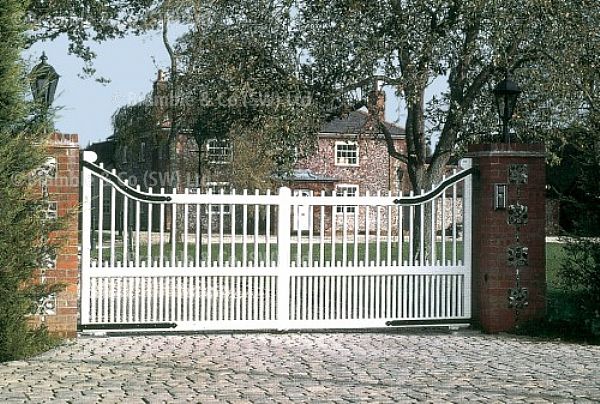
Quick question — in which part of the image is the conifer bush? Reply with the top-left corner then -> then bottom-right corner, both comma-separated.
0,0 -> 62,362
558,239 -> 600,337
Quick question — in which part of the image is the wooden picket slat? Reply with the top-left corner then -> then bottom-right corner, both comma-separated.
80,156 -> 473,332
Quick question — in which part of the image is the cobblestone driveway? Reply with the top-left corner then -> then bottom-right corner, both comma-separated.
1,331 -> 599,403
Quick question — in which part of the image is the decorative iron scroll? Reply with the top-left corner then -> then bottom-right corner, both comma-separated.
44,201 -> 58,221
33,293 -> 57,316
507,164 -> 529,318
393,165 -> 475,205
34,157 -> 58,315
39,245 -> 57,269
507,246 -> 529,267
507,204 -> 528,225
82,160 -> 172,203
35,157 -> 57,179
509,164 -> 528,185
508,287 -> 529,310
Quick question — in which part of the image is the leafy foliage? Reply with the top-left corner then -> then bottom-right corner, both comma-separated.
558,238 -> 600,337
100,1 -> 599,190
177,0 -> 320,175
111,97 -> 159,147
547,126 -> 600,235
25,0 -> 158,79
297,0 -> 599,189
0,0 -> 62,362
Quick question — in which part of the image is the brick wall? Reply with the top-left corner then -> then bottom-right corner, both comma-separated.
295,135 -> 407,235
468,143 -> 546,333
29,133 -> 80,337
300,135 -> 406,195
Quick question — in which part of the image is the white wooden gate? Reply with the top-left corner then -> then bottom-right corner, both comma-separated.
80,151 -> 474,332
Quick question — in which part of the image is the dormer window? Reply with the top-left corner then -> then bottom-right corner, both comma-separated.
207,138 -> 232,164
335,141 -> 359,166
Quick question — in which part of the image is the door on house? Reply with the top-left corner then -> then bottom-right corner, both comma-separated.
293,189 -> 312,232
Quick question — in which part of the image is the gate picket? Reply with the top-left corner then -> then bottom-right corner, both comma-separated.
80,152 -> 473,332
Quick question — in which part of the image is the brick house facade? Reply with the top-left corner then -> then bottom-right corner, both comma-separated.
87,73 -> 410,234
89,73 -> 407,195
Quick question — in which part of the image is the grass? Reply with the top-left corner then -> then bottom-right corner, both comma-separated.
91,240 -> 465,266
545,242 -> 564,291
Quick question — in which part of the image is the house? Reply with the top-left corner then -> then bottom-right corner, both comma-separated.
88,72 -> 409,235
277,106 -> 408,234
90,71 -> 407,192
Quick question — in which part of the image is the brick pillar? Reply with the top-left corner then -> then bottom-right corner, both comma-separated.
42,133 -> 80,337
467,143 -> 546,333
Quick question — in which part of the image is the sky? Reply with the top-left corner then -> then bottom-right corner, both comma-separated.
26,31 -> 445,149
27,31 -> 174,147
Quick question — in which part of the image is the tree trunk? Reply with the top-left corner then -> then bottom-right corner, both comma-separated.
401,83 -> 460,263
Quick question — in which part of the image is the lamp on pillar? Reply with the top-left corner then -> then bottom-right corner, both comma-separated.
493,72 -> 521,144
30,52 -> 60,112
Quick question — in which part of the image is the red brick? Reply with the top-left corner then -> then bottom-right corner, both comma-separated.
468,143 -> 546,333
30,133 -> 81,337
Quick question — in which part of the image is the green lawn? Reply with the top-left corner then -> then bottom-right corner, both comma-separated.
91,240 -> 465,266
545,242 -> 565,291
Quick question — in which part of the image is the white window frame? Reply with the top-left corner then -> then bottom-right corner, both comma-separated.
206,138 -> 232,164
335,141 -> 359,166
206,181 -> 231,214
335,184 -> 358,214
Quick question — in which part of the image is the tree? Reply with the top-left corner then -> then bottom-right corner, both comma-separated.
0,0 -> 62,361
538,0 -> 600,234
174,0 -> 320,184
293,0 -> 600,258
25,0 -> 159,79
298,1 -> 580,189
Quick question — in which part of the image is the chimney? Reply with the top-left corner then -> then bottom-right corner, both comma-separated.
153,69 -> 168,105
367,77 -> 386,126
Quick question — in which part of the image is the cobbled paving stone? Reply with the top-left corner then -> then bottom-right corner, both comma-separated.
0,331 -> 599,403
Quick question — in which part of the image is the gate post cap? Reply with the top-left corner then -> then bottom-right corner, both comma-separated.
83,151 -> 97,163
278,186 -> 292,196
459,158 -> 472,169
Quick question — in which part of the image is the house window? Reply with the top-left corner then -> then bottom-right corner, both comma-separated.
206,182 -> 231,214
335,141 -> 359,166
139,142 -> 146,163
207,139 -> 231,164
335,184 -> 358,214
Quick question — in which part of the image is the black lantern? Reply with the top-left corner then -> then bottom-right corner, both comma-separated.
29,53 -> 60,109
493,72 -> 521,143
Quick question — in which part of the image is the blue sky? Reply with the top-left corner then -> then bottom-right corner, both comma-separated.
27,31 -> 173,147
27,31 -> 436,149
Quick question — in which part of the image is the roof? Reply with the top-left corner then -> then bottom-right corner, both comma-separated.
276,169 -> 336,183
319,110 -> 404,137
